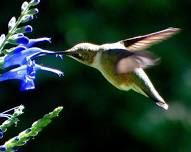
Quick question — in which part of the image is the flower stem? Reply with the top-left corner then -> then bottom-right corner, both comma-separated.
2,106 -> 63,152
0,2 -> 32,54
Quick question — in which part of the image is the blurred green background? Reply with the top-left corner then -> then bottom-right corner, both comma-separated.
0,0 -> 191,152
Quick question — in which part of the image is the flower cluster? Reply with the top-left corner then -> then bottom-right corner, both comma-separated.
0,106 -> 63,152
0,105 -> 24,140
0,0 -> 63,91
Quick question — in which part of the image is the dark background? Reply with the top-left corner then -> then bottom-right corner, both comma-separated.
0,0 -> 191,152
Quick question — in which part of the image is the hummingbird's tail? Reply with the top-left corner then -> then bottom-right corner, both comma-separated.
132,68 -> 168,110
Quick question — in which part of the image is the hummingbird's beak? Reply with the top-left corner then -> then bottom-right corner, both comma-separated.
56,49 -> 73,56
61,49 -> 70,55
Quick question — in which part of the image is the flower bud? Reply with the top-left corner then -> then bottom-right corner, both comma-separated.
0,56 -> 5,67
0,145 -> 6,152
24,25 -> 33,33
30,0 -> 40,6
27,8 -> 39,15
21,15 -> 34,23
0,129 -> 3,139
14,136 -> 20,141
21,1 -> 29,12
15,25 -> 33,34
8,17 -> 16,31
0,34 -> 5,45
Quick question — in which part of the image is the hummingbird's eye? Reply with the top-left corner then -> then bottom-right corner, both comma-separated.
73,53 -> 83,60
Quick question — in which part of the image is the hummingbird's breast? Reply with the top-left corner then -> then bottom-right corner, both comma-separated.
92,51 -> 133,90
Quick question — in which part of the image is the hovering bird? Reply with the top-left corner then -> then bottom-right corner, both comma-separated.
61,27 -> 180,110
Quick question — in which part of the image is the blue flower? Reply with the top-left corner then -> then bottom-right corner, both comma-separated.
0,37 -> 63,91
0,59 -> 63,91
3,47 -> 54,68
26,37 -> 51,48
3,37 -> 53,68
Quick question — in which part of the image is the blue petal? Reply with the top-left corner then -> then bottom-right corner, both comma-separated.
1,60 -> 35,80
26,60 -> 36,77
0,65 -> 28,81
3,47 -> 54,68
16,35 -> 29,45
35,64 -> 64,76
12,46 -> 27,54
20,76 -> 35,91
26,37 -> 51,48
1,57 -> 63,91
0,60 -> 36,91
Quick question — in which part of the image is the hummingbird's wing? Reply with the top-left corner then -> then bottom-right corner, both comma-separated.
119,27 -> 180,51
116,50 -> 159,74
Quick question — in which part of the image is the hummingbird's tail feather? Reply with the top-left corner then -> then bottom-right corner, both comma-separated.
132,68 -> 168,110
156,101 -> 168,110
144,89 -> 168,110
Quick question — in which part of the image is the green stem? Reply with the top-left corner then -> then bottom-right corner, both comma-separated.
3,106 -> 63,152
0,2 -> 32,54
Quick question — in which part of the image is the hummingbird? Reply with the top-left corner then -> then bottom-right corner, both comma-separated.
61,27 -> 180,110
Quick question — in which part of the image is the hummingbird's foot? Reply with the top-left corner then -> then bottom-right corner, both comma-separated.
156,101 -> 169,110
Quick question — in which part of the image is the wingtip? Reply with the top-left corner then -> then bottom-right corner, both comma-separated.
156,101 -> 169,110
167,27 -> 181,33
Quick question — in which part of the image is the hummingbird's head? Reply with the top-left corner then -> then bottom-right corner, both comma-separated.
64,43 -> 99,66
